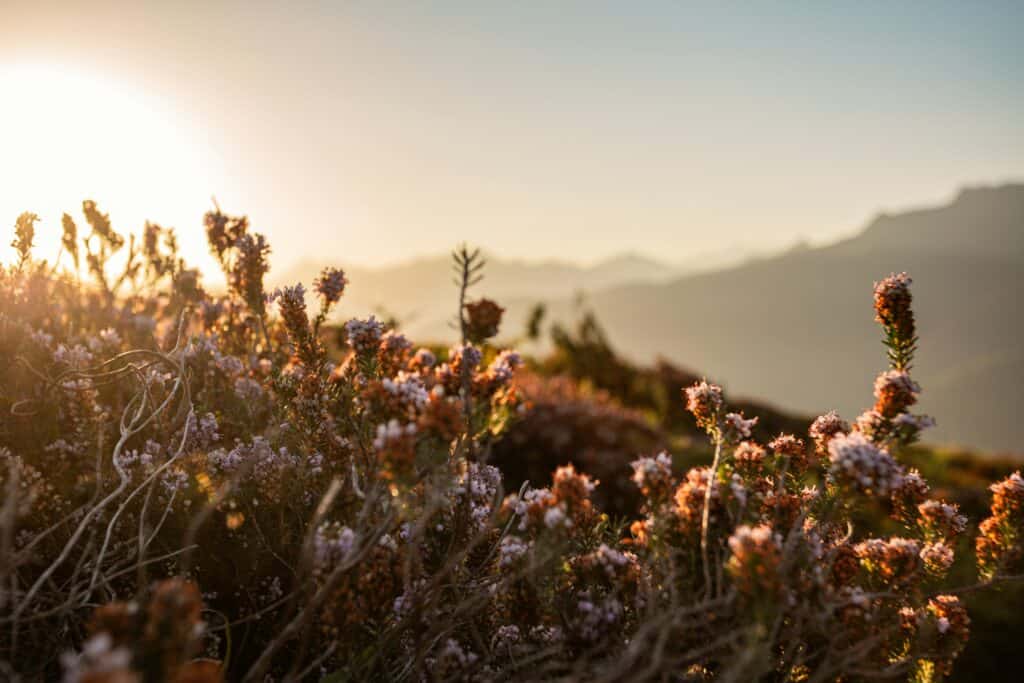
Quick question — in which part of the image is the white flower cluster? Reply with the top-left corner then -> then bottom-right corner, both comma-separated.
893,413 -> 936,431
54,343 -> 94,370
724,412 -> 758,439
454,462 -> 503,531
859,536 -> 920,557
873,369 -> 920,400
920,542 -> 955,573
270,282 -> 306,309
498,536 -> 531,568
684,380 -> 723,416
918,500 -> 968,536
592,544 -> 637,579
313,266 -> 347,305
809,410 -> 849,443
486,350 -> 523,383
207,437 -> 314,479
449,343 -> 483,371
630,452 -> 673,491
412,348 -> 437,369
313,522 -> 356,570
380,330 -> 413,355
159,469 -> 189,495
827,432 -> 905,496
373,419 -> 417,451
381,371 -> 429,409
234,377 -> 265,402
185,333 -> 244,376
543,506 -> 571,529
185,411 -> 221,451
344,316 -> 385,354
86,327 -> 122,354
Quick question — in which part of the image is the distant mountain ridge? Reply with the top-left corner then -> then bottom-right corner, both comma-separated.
272,248 -> 735,328
535,183 -> 1024,454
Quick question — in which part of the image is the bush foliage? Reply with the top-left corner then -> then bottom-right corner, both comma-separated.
1,203 -> 1022,682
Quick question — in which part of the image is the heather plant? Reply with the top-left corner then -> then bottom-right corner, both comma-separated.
1,203 -> 1022,683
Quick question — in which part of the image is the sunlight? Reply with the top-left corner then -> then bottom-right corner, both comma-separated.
0,63 -> 224,272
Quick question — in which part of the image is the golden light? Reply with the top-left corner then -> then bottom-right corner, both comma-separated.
0,63 -> 226,272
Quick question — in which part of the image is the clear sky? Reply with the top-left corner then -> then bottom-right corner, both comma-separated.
1,0 -> 1022,272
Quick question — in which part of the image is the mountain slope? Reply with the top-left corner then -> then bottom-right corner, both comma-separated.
562,184 -> 1024,453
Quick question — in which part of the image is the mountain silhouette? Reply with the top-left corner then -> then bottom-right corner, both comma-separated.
536,184 -> 1024,454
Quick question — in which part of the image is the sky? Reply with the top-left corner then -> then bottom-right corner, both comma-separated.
1,0 -> 1022,274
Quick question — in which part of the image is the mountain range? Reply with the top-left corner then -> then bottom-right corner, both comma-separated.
533,184 -> 1024,454
278,183 -> 1024,454
273,246 -> 756,330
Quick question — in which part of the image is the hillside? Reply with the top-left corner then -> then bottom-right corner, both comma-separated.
550,184 -> 1024,453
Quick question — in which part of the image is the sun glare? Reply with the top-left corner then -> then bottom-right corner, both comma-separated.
0,64 -> 224,272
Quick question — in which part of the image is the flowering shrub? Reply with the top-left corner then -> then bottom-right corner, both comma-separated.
1,204 -> 1021,682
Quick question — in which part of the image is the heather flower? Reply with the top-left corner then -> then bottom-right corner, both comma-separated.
453,462 -> 503,532
917,500 -> 967,542
922,595 -> 971,676
873,369 -> 920,417
977,471 -> 1024,579
724,412 -> 758,440
409,347 -> 437,371
313,266 -> 347,306
313,522 -> 357,571
684,380 -> 723,431
726,524 -> 782,595
808,410 -> 849,455
920,542 -> 955,576
377,330 -> 413,374
572,592 -> 624,643
486,350 -> 523,385
230,232 -> 271,316
11,211 -> 38,268
185,412 -> 221,451
380,372 -> 429,410
373,419 -> 418,478
234,376 -> 265,402
733,441 -> 767,475
630,452 -> 674,498
891,412 -> 936,444
498,536 -> 531,568
873,272 -> 916,370
448,343 -> 483,378
855,537 -> 921,585
345,316 -> 385,356
204,208 -> 248,264
769,433 -> 809,471
61,212 -> 80,270
828,432 -> 904,497
674,467 -> 720,533
853,409 -> 888,443
891,468 -> 931,520
272,283 -> 310,340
